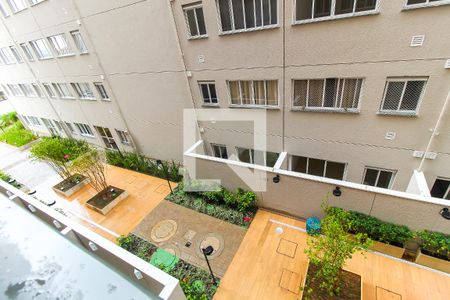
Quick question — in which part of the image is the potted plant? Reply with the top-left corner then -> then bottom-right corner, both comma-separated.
415,230 -> 450,273
70,149 -> 128,215
303,197 -> 371,300
30,137 -> 90,197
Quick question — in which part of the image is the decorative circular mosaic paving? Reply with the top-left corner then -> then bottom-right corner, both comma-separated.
195,233 -> 224,260
150,219 -> 178,242
161,243 -> 181,257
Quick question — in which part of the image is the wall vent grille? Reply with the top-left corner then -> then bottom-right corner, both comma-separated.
411,35 -> 425,47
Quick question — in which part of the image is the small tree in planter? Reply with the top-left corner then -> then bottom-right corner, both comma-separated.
303,196 -> 372,299
70,149 -> 128,215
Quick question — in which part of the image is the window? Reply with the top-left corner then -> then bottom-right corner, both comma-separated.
28,116 -> 41,126
28,0 -> 45,5
20,43 -> 34,61
42,83 -> 56,98
95,126 -> 118,149
41,118 -> 59,136
74,123 -> 94,137
0,2 -> 10,17
65,122 -> 76,134
430,178 -> 450,200
293,78 -> 362,110
295,0 -> 378,22
236,147 -> 279,167
116,129 -> 131,145
71,82 -> 95,99
183,3 -> 207,38
19,83 -> 37,97
217,0 -> 277,33
0,88 -> 7,100
9,46 -> 23,63
199,82 -> 218,105
94,82 -> 109,100
406,0 -> 449,7
6,0 -> 26,13
363,167 -> 396,189
48,34 -> 73,57
18,114 -> 29,125
211,144 -> 228,159
290,155 -> 346,180
229,80 -> 278,106
380,78 -> 427,114
6,84 -> 23,96
70,30 -> 88,54
0,47 -> 16,64
30,39 -> 53,59
53,83 -> 74,99
31,83 -> 42,97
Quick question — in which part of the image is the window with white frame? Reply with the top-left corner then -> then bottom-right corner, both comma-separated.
199,82 -> 218,105
0,2 -> 10,17
6,84 -> 23,96
95,126 -> 118,149
237,147 -> 279,167
52,83 -> 74,99
0,88 -> 7,100
20,43 -> 34,61
18,114 -> 29,125
41,118 -> 59,136
406,0 -> 449,7
52,120 -> 65,134
42,83 -> 56,98
295,0 -> 378,22
116,129 -> 131,145
28,0 -> 46,5
6,0 -> 26,13
290,155 -> 346,180
30,39 -> 53,59
362,167 -> 396,189
0,47 -> 16,64
65,122 -> 76,134
94,82 -> 109,100
380,78 -> 427,114
229,80 -> 278,106
293,78 -> 362,110
70,30 -> 88,54
9,46 -> 23,63
19,83 -> 36,97
211,144 -> 228,159
28,116 -> 41,126
48,34 -> 73,57
430,178 -> 450,200
71,82 -> 95,100
31,83 -> 42,97
183,3 -> 207,38
74,122 -> 94,136
217,0 -> 278,33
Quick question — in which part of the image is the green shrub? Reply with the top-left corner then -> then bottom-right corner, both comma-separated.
0,112 -> 18,127
0,122 -> 36,147
235,190 -> 257,213
0,170 -> 11,182
417,230 -> 450,260
223,190 -> 236,207
201,188 -> 224,204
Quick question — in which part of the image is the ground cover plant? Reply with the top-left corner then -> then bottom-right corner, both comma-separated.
0,112 -> 35,147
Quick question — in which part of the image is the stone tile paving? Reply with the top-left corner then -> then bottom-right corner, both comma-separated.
133,200 -> 247,278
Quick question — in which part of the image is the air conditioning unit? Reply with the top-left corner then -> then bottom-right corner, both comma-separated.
411,35 -> 425,47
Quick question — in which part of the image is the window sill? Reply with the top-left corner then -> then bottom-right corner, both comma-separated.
30,0 -> 48,7
100,98 -> 111,102
187,35 -> 208,40
79,52 -> 89,55
291,107 -> 359,114
80,134 -> 95,138
60,97 -> 75,100
219,24 -> 279,36
12,8 -> 27,14
202,103 -> 219,108
37,57 -> 53,61
292,10 -> 379,26
79,98 -> 96,101
402,1 -> 450,11
57,53 -> 76,58
377,111 -> 419,117
229,104 -> 279,110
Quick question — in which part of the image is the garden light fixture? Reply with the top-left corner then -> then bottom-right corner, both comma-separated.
333,186 -> 342,197
202,246 -> 217,285
273,174 -> 280,183
440,208 -> 450,220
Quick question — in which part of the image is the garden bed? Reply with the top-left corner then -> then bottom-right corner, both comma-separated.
166,184 -> 257,228
52,174 -> 90,197
303,264 -> 361,300
118,234 -> 219,299
0,120 -> 36,147
86,186 -> 128,215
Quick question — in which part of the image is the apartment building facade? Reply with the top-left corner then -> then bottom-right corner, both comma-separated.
0,0 -> 449,198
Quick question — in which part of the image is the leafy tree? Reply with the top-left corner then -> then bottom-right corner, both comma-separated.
304,195 -> 372,298
30,137 -> 89,179
70,148 -> 108,194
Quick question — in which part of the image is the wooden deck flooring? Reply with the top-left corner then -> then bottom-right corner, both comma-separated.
214,210 -> 450,300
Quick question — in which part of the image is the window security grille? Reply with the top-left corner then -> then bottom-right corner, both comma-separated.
381,79 -> 426,113
183,3 -> 207,37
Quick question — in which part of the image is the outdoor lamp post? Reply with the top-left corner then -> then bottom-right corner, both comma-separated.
156,159 -> 173,194
202,246 -> 217,285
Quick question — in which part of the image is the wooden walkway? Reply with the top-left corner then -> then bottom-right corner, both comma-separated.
215,210 -> 450,300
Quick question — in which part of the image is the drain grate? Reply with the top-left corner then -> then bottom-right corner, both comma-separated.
185,241 -> 192,248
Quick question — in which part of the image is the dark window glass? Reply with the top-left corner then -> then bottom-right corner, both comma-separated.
355,0 -> 377,12
196,8 -> 207,35
218,0 -> 232,31
244,0 -> 255,28
363,169 -> 378,186
430,179 -> 450,199
377,171 -> 393,188
291,156 -> 307,173
186,10 -> 198,36
335,0 -> 354,14
400,81 -> 425,111
296,0 -> 313,20
308,158 -> 325,177
325,161 -> 346,180
314,0 -> 332,18
232,0 -> 245,29
383,82 -> 404,110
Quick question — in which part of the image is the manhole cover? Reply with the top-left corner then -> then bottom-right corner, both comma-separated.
195,233 -> 225,259
150,220 -> 178,242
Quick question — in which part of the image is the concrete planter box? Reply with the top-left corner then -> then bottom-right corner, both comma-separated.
86,186 -> 128,215
52,174 -> 90,198
415,249 -> 450,273
370,241 -> 405,258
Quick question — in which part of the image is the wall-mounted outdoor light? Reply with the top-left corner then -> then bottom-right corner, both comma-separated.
273,174 -> 280,183
333,187 -> 342,197
440,208 -> 450,220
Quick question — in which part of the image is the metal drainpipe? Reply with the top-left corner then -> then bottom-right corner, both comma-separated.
418,85 -> 450,171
